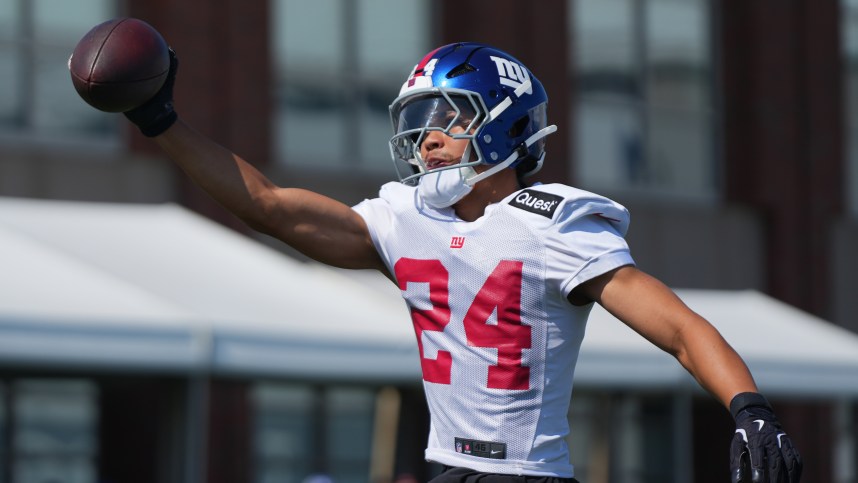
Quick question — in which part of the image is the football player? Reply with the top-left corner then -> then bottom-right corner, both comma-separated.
121,43 -> 801,482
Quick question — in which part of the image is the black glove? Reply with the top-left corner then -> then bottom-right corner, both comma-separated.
729,392 -> 802,483
124,48 -> 178,137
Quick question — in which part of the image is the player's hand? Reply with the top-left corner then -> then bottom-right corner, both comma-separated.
729,392 -> 802,483
124,48 -> 178,137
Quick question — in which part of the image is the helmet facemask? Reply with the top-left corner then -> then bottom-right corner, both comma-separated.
389,88 -> 488,186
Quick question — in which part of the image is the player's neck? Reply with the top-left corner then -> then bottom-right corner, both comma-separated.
453,170 -> 520,222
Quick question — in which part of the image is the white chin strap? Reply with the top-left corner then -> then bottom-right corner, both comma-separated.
417,164 -> 475,208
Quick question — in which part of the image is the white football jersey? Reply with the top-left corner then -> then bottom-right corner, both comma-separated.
352,182 -> 634,477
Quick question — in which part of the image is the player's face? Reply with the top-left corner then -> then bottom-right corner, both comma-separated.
391,93 -> 479,171
419,123 -> 472,170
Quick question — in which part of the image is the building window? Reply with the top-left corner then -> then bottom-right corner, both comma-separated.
324,387 -> 375,483
11,379 -> 98,483
570,0 -> 715,199
252,383 -> 376,483
568,393 -> 677,483
271,0 -> 431,175
252,384 -> 316,483
844,0 -> 858,216
0,0 -> 117,139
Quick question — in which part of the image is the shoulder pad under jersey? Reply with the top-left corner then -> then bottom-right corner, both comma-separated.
505,184 -> 630,236
377,181 -> 418,210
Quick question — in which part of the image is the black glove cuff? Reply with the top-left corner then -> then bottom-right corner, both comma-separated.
124,48 -> 178,137
137,109 -> 177,137
730,392 -> 772,420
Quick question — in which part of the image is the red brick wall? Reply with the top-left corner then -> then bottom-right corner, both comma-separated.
125,0 -> 272,231
721,0 -> 844,317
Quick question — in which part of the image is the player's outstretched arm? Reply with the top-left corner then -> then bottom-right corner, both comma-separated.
124,51 -> 385,272
573,266 -> 802,482
155,121 -> 384,271
575,265 -> 757,404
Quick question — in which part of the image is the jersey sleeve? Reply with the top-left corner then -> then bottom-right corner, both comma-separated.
351,181 -> 413,270
538,186 -> 635,297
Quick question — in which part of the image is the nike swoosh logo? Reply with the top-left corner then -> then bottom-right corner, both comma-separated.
777,433 -> 786,448
736,428 -> 748,442
754,419 -> 765,431
490,450 -> 502,455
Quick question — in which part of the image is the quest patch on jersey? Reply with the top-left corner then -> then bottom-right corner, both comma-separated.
508,189 -> 563,219
454,437 -> 507,459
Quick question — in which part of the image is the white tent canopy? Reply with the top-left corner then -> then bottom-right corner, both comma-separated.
580,290 -> 858,397
0,197 -> 417,379
1,197 -> 858,397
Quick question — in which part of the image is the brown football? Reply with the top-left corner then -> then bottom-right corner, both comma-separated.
69,18 -> 169,113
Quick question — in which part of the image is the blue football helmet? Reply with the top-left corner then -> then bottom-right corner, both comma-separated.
389,42 -> 557,185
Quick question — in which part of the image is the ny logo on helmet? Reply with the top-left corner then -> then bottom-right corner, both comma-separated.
489,56 -> 532,95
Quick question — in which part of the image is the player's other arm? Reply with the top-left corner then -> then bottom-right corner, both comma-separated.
154,121 -> 384,272
571,265 -> 756,406
572,266 -> 803,482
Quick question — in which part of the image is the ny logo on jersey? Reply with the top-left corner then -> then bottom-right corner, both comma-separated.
489,56 -> 532,95
450,236 -> 465,249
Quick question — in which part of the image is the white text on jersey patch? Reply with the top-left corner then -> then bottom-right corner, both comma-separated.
508,189 -> 563,218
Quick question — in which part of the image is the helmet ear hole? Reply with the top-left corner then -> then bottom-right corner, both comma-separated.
508,115 -> 530,138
